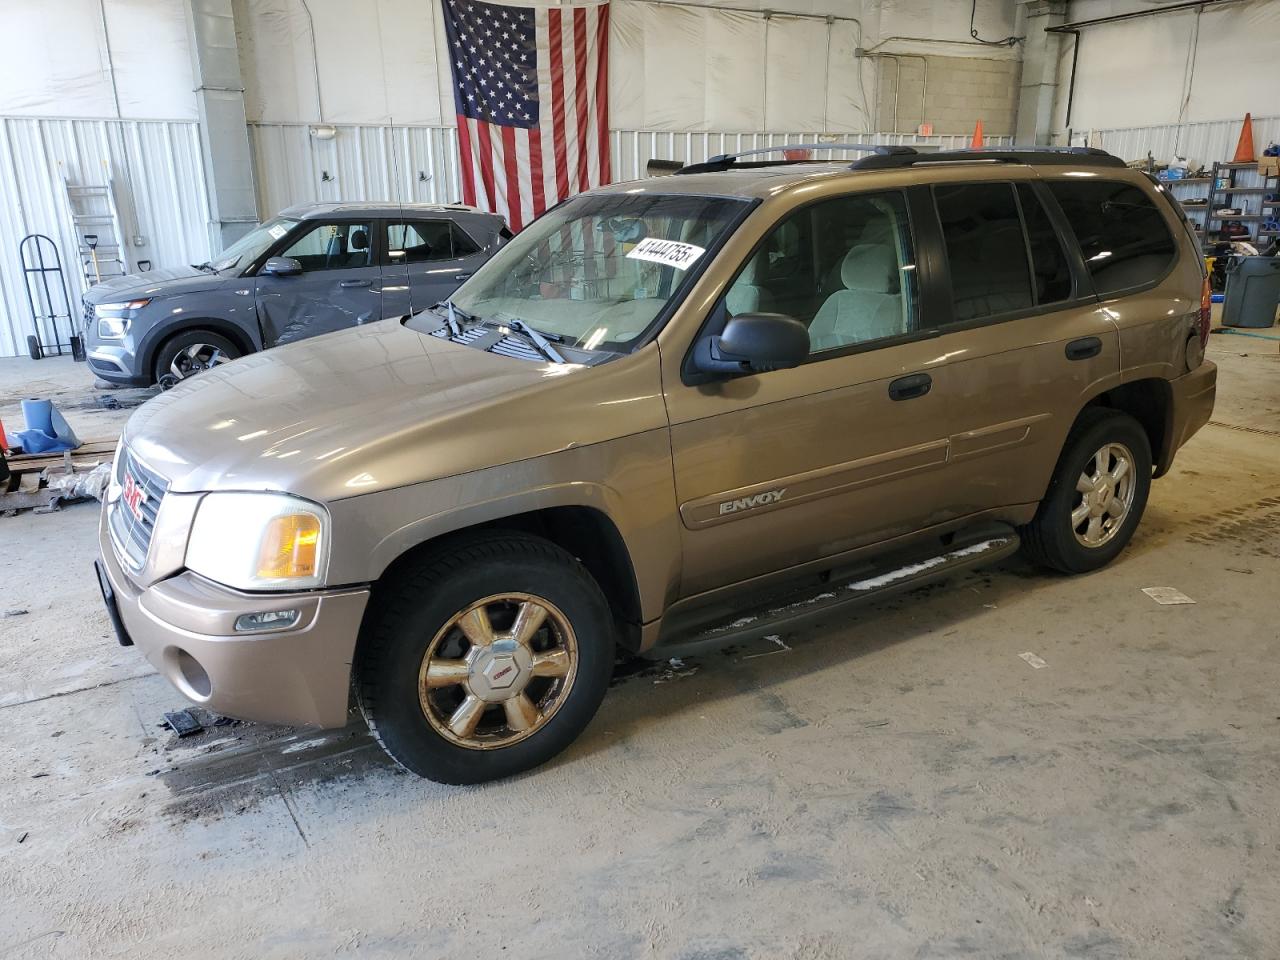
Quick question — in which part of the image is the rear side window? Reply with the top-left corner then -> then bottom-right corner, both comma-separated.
1016,184 -> 1073,304
934,182 -> 1033,322
1047,180 -> 1176,295
387,221 -> 482,263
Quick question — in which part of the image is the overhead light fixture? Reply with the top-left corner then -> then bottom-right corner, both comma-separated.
309,125 -> 337,141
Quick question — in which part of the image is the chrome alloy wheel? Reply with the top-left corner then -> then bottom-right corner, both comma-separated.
170,343 -> 232,379
417,593 -> 578,750
1071,442 -> 1136,548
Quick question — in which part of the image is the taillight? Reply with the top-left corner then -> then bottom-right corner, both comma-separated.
1198,274 -> 1211,345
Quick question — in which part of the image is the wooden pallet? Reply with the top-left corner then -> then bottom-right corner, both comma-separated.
3,438 -> 116,474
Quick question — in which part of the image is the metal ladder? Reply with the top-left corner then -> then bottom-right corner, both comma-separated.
62,178 -> 131,286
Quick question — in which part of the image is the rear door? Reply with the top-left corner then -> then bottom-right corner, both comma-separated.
382,219 -> 487,316
254,220 -> 381,346
919,175 -> 1122,516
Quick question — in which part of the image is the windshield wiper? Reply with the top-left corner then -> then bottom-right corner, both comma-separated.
503,318 -> 565,363
431,300 -> 477,336
192,262 -> 217,274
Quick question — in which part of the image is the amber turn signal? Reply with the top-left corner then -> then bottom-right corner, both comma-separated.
256,513 -> 322,580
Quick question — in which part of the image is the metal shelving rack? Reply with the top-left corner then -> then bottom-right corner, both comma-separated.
1203,161 -> 1277,245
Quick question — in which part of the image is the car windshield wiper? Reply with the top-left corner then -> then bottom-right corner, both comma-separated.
192,262 -> 217,274
501,318 -> 565,363
431,300 -> 478,336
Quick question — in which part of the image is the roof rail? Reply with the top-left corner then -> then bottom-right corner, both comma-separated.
674,142 -> 902,176
849,146 -> 1126,171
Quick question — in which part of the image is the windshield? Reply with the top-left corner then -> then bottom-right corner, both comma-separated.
210,217 -> 299,272
447,193 -> 750,353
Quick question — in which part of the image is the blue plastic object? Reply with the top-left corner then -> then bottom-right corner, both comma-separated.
6,397 -> 81,454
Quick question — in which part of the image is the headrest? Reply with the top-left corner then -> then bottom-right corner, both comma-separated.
840,244 -> 896,292
350,229 -> 369,250
738,249 -> 766,283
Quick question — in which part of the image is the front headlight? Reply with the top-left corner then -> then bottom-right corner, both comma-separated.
95,299 -> 151,338
185,492 -> 330,591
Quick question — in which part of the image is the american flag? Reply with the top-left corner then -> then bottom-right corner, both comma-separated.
443,0 -> 611,232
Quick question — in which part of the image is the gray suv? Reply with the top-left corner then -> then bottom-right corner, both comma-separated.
82,202 -> 508,386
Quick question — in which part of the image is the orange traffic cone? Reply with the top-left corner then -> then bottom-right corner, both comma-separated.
971,119 -> 984,149
1232,113 -> 1256,163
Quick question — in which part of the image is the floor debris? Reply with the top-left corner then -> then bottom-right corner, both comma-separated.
164,709 -> 205,737
742,635 -> 793,660
1019,652 -> 1048,669
3,608 -> 28,617
1142,587 -> 1196,605
17,832 -> 28,844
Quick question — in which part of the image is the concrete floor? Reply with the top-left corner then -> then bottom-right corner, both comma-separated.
2,335 -> 1279,960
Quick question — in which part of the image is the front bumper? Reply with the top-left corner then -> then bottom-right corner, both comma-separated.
97,507 -> 369,728
1156,359 -> 1217,476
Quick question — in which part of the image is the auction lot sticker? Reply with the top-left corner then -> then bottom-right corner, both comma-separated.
626,237 -> 705,270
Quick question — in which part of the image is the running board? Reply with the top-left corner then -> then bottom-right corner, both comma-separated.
644,525 -> 1021,660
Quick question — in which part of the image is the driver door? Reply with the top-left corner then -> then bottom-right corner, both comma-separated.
665,191 -> 962,597
255,220 -> 382,346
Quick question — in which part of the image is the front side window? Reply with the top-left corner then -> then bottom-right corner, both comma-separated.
1047,180 -> 1176,295
443,193 -> 749,353
723,192 -> 919,354
935,182 -> 1033,322
280,222 -> 372,272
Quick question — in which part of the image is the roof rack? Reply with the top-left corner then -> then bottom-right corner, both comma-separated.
674,142 -> 898,176
849,146 -> 1126,171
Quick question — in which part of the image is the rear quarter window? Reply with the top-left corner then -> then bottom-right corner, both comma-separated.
1047,180 -> 1176,295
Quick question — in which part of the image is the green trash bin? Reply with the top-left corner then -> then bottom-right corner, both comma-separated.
1222,256 -> 1280,328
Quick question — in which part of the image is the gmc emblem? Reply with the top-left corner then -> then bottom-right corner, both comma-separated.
121,471 -> 148,522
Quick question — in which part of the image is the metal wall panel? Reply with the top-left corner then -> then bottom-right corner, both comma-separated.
1077,115 -> 1280,168
0,117 -> 211,358
248,123 -> 1014,216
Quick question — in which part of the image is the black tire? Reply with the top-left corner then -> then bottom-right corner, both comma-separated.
152,328 -> 241,384
355,532 -> 615,784
1021,408 -> 1152,574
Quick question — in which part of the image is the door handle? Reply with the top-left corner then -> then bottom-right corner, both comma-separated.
888,372 -> 932,401
340,279 -> 372,288
1065,336 -> 1102,361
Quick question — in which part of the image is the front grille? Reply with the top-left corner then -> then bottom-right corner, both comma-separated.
83,299 -> 95,336
107,447 -> 168,570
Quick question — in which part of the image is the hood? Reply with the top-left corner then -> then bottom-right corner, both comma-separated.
83,265 -> 224,304
122,320 -> 667,502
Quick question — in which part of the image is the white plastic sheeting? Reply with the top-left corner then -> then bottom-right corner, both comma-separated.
1075,115 -> 1280,170
0,0 -> 195,120
234,0 -> 454,125
1056,0 -> 1280,134
249,122 -> 1014,217
0,118 -> 211,358
610,5 -> 871,133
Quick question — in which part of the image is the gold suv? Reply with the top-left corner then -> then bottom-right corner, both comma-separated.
95,146 -> 1217,783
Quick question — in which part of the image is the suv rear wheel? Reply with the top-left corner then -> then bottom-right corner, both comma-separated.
1021,409 -> 1152,574
356,533 -> 614,783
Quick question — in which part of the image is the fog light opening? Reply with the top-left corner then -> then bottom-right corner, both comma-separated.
174,649 -> 212,699
235,609 -> 301,633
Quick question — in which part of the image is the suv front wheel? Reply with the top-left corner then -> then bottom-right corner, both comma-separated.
356,533 -> 614,783
1022,409 -> 1152,574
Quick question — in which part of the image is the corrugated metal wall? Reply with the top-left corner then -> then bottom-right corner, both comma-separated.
0,117 -> 211,358
1076,115 -> 1280,168
248,123 -> 1015,216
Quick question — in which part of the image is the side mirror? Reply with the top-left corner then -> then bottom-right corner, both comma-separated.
263,256 -> 303,277
691,313 -> 810,378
